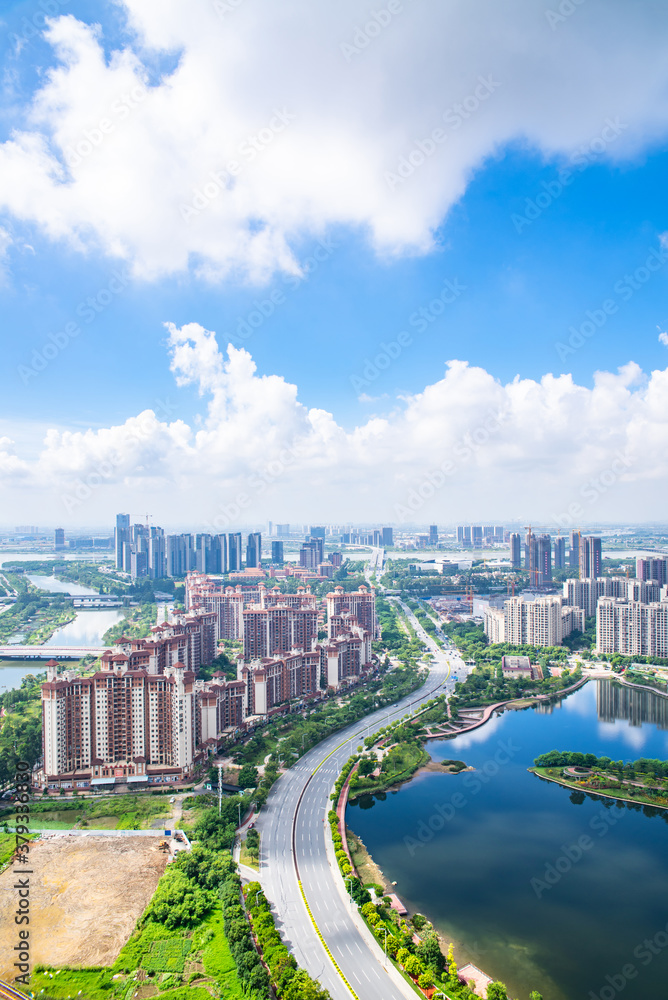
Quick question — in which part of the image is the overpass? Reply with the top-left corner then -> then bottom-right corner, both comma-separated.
0,645 -> 108,659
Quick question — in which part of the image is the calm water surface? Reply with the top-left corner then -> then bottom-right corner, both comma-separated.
347,681 -> 668,1000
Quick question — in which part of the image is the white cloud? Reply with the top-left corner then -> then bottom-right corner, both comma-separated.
658,330 -> 668,346
2,323 -> 668,525
0,2 -> 668,280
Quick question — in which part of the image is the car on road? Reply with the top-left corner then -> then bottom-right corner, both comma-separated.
169,796 -> 175,803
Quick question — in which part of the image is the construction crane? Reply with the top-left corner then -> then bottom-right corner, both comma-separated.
133,513 -> 153,528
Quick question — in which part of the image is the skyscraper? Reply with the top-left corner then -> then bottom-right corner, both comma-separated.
228,532 -> 243,571
54,528 -> 65,551
246,532 -> 262,568
271,540 -> 284,564
554,535 -> 566,570
580,536 -> 602,579
536,534 -> 552,585
429,525 -> 438,545
381,526 -> 393,546
115,513 -> 130,570
569,529 -> 580,570
510,532 -> 521,569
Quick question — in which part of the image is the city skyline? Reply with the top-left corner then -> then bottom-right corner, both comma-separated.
2,2 -> 668,524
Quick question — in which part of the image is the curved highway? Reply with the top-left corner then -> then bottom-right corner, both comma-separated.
258,601 -> 468,1000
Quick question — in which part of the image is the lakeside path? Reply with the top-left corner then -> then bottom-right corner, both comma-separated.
256,599 -> 465,1000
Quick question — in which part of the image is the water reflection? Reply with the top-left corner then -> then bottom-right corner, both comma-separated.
597,678 -> 668,729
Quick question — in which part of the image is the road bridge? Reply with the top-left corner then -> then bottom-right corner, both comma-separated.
0,645 -> 107,659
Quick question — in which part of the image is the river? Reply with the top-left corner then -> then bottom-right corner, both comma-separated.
346,680 -> 668,1000
0,566 -> 124,692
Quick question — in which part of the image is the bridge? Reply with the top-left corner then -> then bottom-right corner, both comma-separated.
0,645 -> 108,660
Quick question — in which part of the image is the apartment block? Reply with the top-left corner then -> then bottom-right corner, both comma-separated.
596,598 -> 668,657
485,596 -> 584,648
238,650 -> 321,716
326,585 -> 378,639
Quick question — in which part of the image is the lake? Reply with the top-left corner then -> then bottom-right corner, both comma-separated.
347,680 -> 668,1000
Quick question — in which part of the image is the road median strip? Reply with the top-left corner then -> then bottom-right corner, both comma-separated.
297,879 -> 361,1000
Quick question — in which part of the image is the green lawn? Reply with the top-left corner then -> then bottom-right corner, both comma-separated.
30,905 -> 244,1000
2,794 -> 172,831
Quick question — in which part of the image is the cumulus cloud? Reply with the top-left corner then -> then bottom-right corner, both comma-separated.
2,323 -> 668,524
1,2 -> 668,280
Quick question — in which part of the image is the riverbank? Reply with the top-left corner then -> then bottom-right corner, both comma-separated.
530,766 -> 668,811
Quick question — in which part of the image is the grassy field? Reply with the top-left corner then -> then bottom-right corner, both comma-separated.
28,893 -> 244,1000
0,794 -> 172,831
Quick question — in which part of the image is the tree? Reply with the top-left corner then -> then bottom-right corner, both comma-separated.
417,930 -> 445,971
358,756 -> 377,777
238,763 -> 259,789
404,954 -> 423,978
529,992 -> 543,1000
282,970 -> 331,1000
486,983 -> 509,1000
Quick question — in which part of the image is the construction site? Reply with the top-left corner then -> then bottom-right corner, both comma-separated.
0,834 -> 171,980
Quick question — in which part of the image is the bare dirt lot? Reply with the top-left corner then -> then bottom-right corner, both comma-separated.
0,835 -> 169,978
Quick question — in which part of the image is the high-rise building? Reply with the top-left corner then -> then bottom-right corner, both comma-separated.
242,604 -> 318,659
554,536 -> 566,570
524,528 -> 536,581
299,540 -> 320,570
115,513 -> 131,570
494,526 -> 505,542
381,527 -> 393,546
536,534 -> 552,585
227,532 -> 243,572
490,596 -> 584,647
636,557 -> 668,586
325,585 -> 378,639
457,525 -> 472,547
510,532 -> 522,569
271,541 -> 284,564
245,532 -> 262,568
309,526 -> 326,539
148,527 -> 166,579
471,525 -> 483,548
597,597 -> 668,657
54,528 -> 65,550
569,529 -> 580,570
276,524 -> 290,536
429,525 -> 438,545
580,536 -> 602,579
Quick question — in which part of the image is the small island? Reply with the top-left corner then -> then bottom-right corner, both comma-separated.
530,750 -> 668,810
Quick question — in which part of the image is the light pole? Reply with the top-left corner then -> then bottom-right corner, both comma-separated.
382,926 -> 388,966
344,876 -> 354,905
216,762 -> 223,818
255,890 -> 262,908
237,800 -> 242,829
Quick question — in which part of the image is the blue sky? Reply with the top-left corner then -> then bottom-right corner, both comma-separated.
1,0 -> 668,527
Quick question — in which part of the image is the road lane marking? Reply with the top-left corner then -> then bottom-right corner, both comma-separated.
298,880 -> 361,1000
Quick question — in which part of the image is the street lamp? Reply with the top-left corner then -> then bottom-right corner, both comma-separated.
255,890 -> 262,908
344,876 -> 354,904
381,925 -> 388,966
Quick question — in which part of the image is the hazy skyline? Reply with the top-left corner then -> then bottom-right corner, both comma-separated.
2,1 -> 668,526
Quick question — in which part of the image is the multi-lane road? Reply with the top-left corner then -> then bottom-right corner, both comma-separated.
258,600 -> 468,1000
